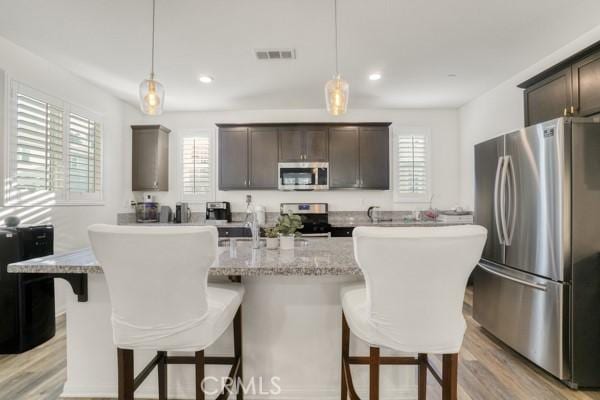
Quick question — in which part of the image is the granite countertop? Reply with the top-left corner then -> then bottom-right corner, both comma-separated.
122,220 -> 464,228
8,238 -> 361,276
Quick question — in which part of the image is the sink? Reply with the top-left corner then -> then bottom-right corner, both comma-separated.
218,238 -> 309,247
219,238 -> 266,247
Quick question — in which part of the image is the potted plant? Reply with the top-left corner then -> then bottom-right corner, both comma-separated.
276,212 -> 303,250
264,227 -> 280,250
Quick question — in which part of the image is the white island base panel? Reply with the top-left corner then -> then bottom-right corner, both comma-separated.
61,274 -> 418,400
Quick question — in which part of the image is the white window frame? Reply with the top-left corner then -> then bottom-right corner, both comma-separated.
4,80 -> 104,206
392,126 -> 432,203
177,129 -> 215,204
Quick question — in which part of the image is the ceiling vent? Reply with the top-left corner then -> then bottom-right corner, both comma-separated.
254,48 -> 296,60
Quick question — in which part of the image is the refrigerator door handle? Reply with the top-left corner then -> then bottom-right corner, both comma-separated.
499,156 -> 510,245
478,263 -> 547,291
493,156 -> 505,244
506,156 -> 518,245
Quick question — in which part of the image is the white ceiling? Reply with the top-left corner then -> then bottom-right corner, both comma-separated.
1,0 -> 600,111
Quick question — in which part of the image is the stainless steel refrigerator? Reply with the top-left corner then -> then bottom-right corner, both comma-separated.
473,117 -> 600,389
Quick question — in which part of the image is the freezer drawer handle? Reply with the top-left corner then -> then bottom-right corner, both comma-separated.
478,264 -> 547,291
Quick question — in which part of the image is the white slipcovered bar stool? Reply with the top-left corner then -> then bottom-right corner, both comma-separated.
340,225 -> 487,400
88,225 -> 244,400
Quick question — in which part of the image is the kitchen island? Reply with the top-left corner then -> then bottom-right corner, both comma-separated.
8,238 -> 417,399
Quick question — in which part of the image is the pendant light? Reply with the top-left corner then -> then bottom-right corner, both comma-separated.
325,0 -> 349,116
139,0 -> 165,115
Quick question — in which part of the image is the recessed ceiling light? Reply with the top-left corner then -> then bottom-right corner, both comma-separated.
447,73 -> 457,78
368,73 -> 382,81
198,76 -> 213,83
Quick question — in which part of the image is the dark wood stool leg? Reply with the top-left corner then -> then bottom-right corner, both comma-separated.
117,348 -> 134,400
158,351 -> 167,400
369,346 -> 380,400
442,353 -> 458,400
234,306 -> 243,400
418,353 -> 427,400
341,313 -> 350,400
195,350 -> 205,400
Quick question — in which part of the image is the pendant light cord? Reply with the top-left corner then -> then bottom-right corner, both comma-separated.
151,0 -> 156,78
334,0 -> 339,76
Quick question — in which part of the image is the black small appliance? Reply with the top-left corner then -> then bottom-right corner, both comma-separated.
206,202 -> 232,222
0,225 -> 55,354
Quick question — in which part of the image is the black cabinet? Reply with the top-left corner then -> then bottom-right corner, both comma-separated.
330,227 -> 354,237
279,127 -> 328,162
524,68 -> 572,126
329,126 -> 390,189
249,128 -> 278,189
217,227 -> 251,238
219,128 -> 248,190
520,42 -> 600,125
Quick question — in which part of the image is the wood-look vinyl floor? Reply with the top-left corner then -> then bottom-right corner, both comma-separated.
1,289 -> 599,399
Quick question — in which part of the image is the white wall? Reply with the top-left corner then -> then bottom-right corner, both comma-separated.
0,36 -> 132,313
458,25 -> 600,208
128,108 -> 461,213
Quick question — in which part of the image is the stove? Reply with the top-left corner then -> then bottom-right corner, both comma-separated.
280,203 -> 331,236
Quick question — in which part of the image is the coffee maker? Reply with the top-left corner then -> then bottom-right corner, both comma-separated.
206,202 -> 232,223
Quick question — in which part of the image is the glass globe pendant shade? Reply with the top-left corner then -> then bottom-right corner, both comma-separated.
139,77 -> 165,115
325,75 -> 349,116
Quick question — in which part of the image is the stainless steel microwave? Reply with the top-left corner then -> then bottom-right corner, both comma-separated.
278,162 -> 329,191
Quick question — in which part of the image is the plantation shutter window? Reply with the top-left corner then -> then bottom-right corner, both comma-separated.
6,81 -> 104,205
68,112 -> 102,195
14,93 -> 65,195
394,128 -> 431,202
181,133 -> 212,201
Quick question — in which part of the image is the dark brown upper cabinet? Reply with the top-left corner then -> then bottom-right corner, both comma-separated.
279,127 -> 328,162
520,41 -> 600,125
572,52 -> 600,117
278,128 -> 304,162
329,126 -> 390,189
219,127 -> 279,190
131,125 -> 170,191
524,67 -> 572,126
249,127 -> 278,189
359,127 -> 389,189
218,123 -> 390,190
329,127 -> 360,188
219,127 -> 249,190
